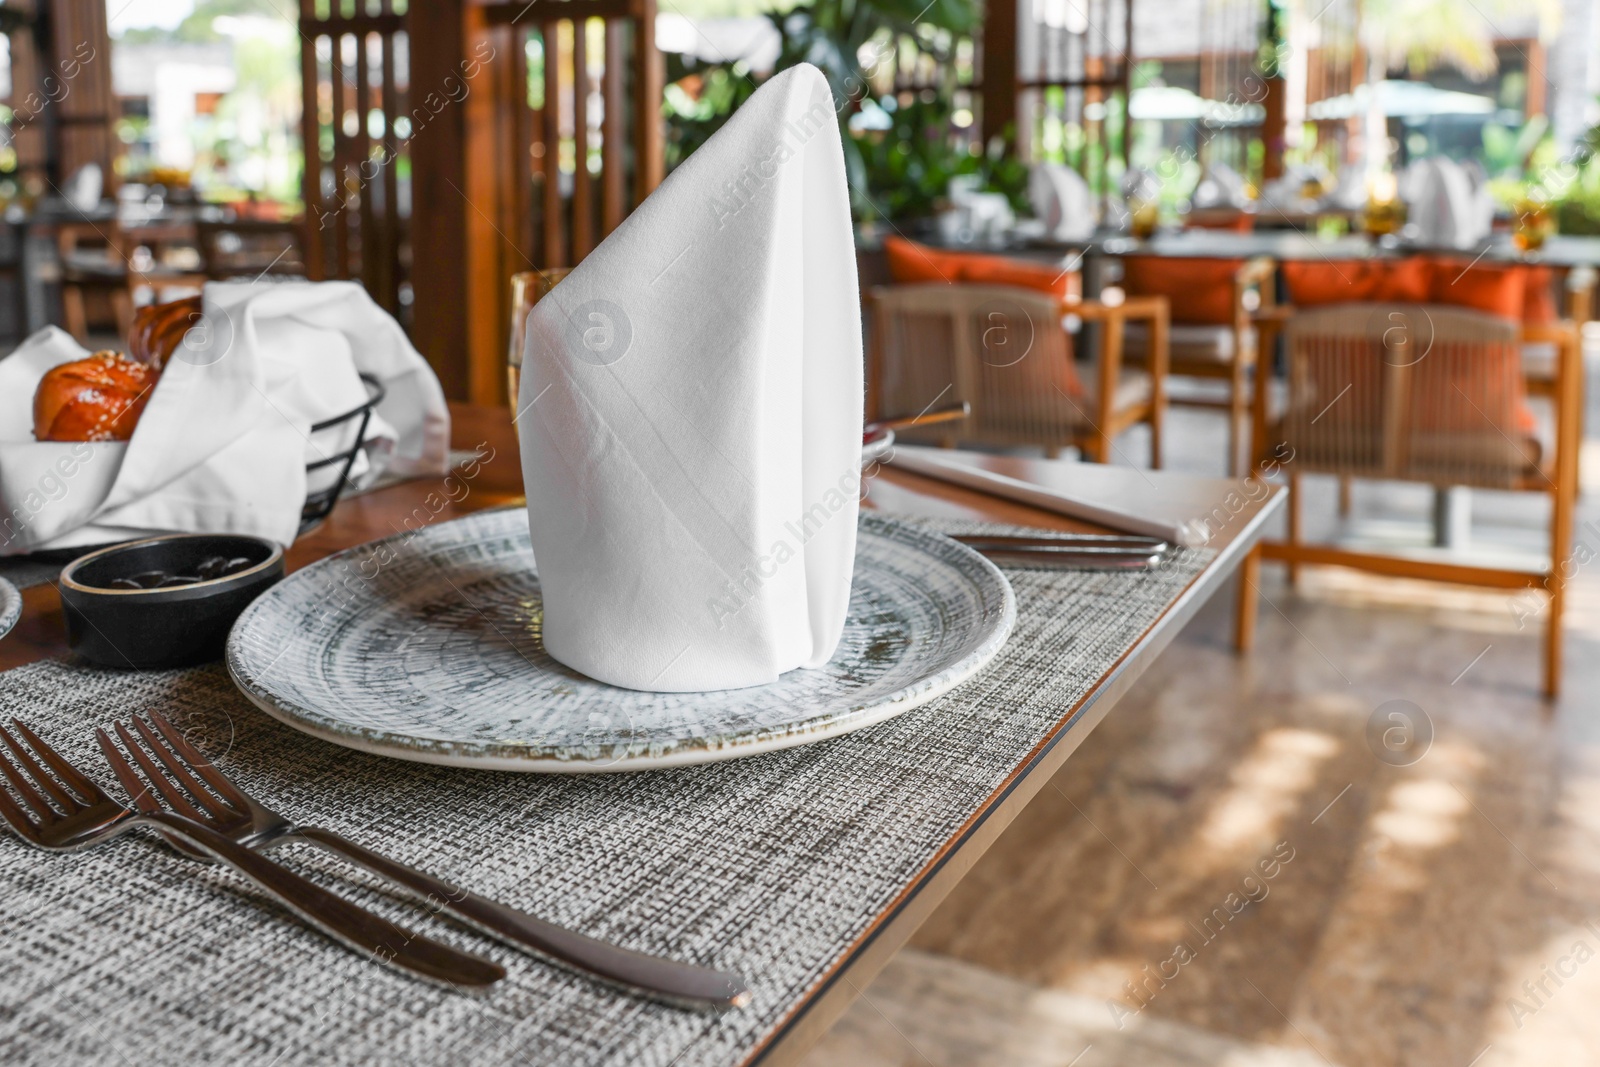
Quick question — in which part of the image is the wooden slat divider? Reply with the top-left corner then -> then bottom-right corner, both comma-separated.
512,27 -> 535,262
329,34 -> 351,279
602,19 -> 625,235
542,22 -> 564,269
300,0 -> 328,279
633,9 -> 663,203
300,0 -> 665,400
378,30 -> 401,312
355,32 -> 375,298
571,19 -> 593,259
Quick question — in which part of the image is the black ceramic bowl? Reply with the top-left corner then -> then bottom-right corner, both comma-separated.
59,534 -> 285,669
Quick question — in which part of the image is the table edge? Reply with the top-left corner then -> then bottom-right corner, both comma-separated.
741,487 -> 1283,1067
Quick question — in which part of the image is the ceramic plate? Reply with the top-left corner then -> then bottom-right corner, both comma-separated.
227,509 -> 1015,772
0,577 -> 19,641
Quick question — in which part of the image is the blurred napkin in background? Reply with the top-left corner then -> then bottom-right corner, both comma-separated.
1405,157 -> 1491,249
1190,161 -> 1249,210
1028,162 -> 1095,241
0,281 -> 448,555
517,62 -> 862,693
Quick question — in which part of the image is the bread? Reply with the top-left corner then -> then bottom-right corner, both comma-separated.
128,295 -> 202,371
33,351 -> 158,441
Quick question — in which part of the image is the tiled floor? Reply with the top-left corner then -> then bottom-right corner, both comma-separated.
804,359 -> 1600,1067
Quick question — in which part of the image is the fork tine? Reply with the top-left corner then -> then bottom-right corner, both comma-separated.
95,727 -> 160,815
133,714 -> 243,816
9,719 -> 105,802
0,722 -> 77,815
109,721 -> 210,823
0,781 -> 39,832
145,711 -> 251,809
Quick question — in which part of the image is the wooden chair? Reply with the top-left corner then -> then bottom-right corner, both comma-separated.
56,221 -> 134,342
1521,265 -> 1594,403
196,217 -> 307,280
1240,303 -> 1582,697
1122,256 -> 1276,475
868,283 -> 1168,466
58,220 -> 209,343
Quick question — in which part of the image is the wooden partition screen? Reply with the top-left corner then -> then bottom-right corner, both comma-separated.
43,0 -> 117,190
455,0 -> 662,404
303,0 -> 662,402
299,0 -> 410,321
479,0 -> 662,279
991,0 -> 1132,197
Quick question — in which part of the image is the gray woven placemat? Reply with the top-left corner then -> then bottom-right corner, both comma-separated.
0,517 -> 1212,1066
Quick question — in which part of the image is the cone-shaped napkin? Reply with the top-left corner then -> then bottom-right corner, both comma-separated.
516,64 -> 863,693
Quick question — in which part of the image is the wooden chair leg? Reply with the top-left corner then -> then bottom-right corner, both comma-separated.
112,287 -> 135,339
1337,476 -> 1353,518
1546,464 -> 1576,701
1227,366 -> 1247,478
61,284 -> 88,343
1286,469 -> 1302,589
1234,545 -> 1261,653
1148,399 -> 1164,470
1544,325 -> 1581,699
1545,580 -> 1564,700
1089,430 -> 1110,463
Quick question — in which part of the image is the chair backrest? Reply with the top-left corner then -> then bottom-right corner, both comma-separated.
196,217 -> 306,280
870,283 -> 1095,449
1282,303 -> 1532,488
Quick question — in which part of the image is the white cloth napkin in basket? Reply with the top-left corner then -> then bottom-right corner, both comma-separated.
0,281 -> 449,555
516,63 -> 863,693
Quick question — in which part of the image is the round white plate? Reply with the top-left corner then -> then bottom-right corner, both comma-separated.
0,577 -> 19,641
227,509 -> 1015,772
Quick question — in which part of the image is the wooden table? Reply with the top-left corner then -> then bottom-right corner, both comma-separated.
0,403 -> 1282,1065
908,228 -> 1600,269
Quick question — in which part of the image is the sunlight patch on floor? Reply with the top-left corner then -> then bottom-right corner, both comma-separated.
1188,728 -> 1340,871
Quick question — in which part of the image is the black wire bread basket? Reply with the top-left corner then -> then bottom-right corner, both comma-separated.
298,373 -> 387,535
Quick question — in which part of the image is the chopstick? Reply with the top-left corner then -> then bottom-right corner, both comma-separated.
863,402 -> 972,439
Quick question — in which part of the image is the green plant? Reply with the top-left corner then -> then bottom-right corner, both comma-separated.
850,96 -> 1026,220
663,54 -> 758,171
662,0 -> 986,221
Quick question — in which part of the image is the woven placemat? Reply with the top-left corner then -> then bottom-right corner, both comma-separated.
0,517 -> 1212,1066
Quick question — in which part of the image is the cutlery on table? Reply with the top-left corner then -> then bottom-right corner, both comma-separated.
99,711 -> 752,1010
884,446 -> 1201,545
0,718 -> 504,989
951,532 -> 1170,571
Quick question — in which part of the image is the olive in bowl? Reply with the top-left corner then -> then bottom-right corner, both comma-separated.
59,534 -> 285,669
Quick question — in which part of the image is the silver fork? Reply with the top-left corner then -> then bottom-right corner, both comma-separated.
0,718 -> 503,989
100,710 -> 751,1009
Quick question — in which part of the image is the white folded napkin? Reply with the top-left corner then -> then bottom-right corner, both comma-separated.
1406,158 -> 1486,249
516,62 -> 862,693
1328,162 -> 1368,210
1028,163 -> 1095,240
0,280 -> 449,555
1191,161 -> 1249,210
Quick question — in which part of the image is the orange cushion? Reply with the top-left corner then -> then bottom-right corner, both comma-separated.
1522,265 -> 1558,325
883,237 -> 1077,300
1283,258 -> 1434,306
882,236 -> 1086,397
1119,256 -> 1243,324
1427,259 -> 1526,319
